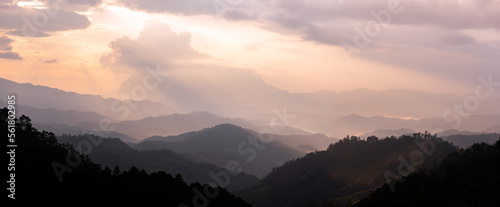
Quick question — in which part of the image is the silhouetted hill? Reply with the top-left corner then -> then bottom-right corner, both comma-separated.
353,138 -> 500,207
239,134 -> 457,207
1,108 -> 250,206
59,133 -> 260,191
137,124 -> 305,178
443,133 -> 499,149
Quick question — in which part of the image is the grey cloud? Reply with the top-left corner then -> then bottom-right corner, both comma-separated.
261,0 -> 500,30
222,8 -> 255,21
0,5 -> 91,37
255,1 -> 499,75
0,36 -> 14,51
6,30 -> 50,37
115,0 -> 500,30
303,25 -> 351,46
347,28 -> 500,91
116,0 -> 216,16
0,52 -> 22,60
40,0 -> 102,12
44,59 -> 58,63
0,36 -> 22,60
439,34 -> 476,45
43,0 -> 102,7
269,14 -> 313,30
391,1 -> 500,29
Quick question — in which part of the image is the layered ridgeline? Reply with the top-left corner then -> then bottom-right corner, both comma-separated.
239,134 -> 458,207
58,134 -> 260,191
3,78 -> 499,140
1,108 -> 250,206
354,138 -> 500,207
443,133 -> 499,149
136,124 -> 311,178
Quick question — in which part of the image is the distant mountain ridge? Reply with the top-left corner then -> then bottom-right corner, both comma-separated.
137,124 -> 306,178
442,133 -> 499,149
0,99 -> 107,126
326,113 -> 500,138
113,111 -> 254,139
2,77 -> 499,139
0,77 -> 172,120
117,69 -> 500,120
59,134 -> 260,191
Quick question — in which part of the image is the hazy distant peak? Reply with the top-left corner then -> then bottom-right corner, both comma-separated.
192,123 -> 252,138
186,110 -> 221,117
337,113 -> 368,120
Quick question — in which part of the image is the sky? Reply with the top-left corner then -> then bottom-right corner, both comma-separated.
0,0 -> 499,96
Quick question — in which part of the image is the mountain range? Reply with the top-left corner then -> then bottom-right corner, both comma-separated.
2,77 -> 499,140
136,124 -> 309,178
58,133 -> 260,191
0,78 -> 172,120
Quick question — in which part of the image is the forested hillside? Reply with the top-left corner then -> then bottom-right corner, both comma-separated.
1,108 -> 250,206
353,137 -> 500,207
58,133 -> 260,191
240,134 -> 457,207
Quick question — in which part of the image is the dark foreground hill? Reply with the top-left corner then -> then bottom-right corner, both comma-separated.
1,108 -> 250,206
58,133 -> 260,191
353,137 -> 500,207
239,134 -> 458,207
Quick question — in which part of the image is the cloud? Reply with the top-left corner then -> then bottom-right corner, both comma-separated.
0,52 -> 22,60
100,20 -> 207,70
116,0 -> 260,21
0,36 -> 14,51
439,33 -> 476,45
229,0 -> 500,93
40,0 -> 103,11
222,8 -> 256,21
259,0 -> 500,30
6,30 -> 50,37
116,0 -> 216,15
44,59 -> 58,63
244,0 -> 500,52
0,36 -> 22,60
100,20 -> 275,115
0,4 -> 91,37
